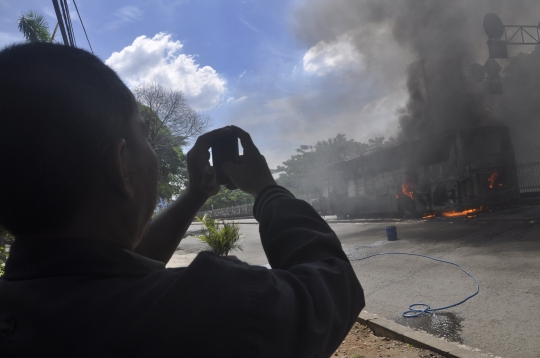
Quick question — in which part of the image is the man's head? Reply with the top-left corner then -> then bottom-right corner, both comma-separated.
0,42 -> 158,243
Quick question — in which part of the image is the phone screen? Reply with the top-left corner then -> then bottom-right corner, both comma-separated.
211,134 -> 239,185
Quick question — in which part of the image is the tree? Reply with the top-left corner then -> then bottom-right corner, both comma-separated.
199,187 -> 254,211
134,83 -> 211,145
17,11 -> 55,43
273,134 -> 395,198
139,103 -> 187,200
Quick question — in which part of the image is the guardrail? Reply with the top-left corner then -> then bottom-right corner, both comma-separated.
196,203 -> 254,219
516,155 -> 540,193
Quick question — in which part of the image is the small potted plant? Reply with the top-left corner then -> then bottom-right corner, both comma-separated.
196,214 -> 242,257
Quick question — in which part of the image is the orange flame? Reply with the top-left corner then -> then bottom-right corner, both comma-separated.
441,207 -> 483,218
423,212 -> 436,219
488,172 -> 499,189
401,182 -> 414,200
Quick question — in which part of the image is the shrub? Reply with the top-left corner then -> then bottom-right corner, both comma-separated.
0,227 -> 13,277
196,214 -> 242,257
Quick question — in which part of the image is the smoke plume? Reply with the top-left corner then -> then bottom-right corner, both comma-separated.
293,0 -> 539,146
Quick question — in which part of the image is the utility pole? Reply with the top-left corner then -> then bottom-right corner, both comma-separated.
476,13 -> 540,94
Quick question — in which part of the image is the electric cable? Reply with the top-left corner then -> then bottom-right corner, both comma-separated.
59,0 -> 75,47
65,0 -> 76,47
350,252 -> 479,318
73,0 -> 93,54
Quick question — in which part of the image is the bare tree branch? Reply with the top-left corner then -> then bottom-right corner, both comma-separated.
133,83 -> 211,146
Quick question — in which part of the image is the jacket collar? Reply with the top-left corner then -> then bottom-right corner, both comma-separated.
3,238 -> 165,280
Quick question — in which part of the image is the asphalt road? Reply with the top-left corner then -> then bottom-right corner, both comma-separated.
172,206 -> 540,358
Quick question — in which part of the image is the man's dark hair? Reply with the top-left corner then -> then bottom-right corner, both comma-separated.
0,43 -> 134,237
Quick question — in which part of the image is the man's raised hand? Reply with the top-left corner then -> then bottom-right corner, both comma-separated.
223,126 -> 277,198
186,127 -> 233,198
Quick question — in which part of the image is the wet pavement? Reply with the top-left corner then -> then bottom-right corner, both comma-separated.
394,311 -> 464,344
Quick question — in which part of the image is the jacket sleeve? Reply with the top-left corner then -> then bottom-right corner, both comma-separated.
251,185 -> 365,358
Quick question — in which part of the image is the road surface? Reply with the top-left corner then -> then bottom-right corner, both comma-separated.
170,205 -> 540,358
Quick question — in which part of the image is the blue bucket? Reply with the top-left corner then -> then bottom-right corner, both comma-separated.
385,226 -> 398,241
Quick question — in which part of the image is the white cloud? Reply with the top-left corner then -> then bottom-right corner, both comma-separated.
0,32 -> 23,48
239,17 -> 260,33
106,5 -> 143,30
227,96 -> 247,104
106,32 -> 226,111
41,6 -> 58,20
116,5 -> 142,22
303,34 -> 364,76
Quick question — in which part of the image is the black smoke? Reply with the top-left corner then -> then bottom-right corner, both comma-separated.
293,0 -> 539,145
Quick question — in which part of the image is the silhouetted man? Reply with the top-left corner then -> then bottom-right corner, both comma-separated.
0,43 -> 364,357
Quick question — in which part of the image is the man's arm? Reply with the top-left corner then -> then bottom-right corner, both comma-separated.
133,188 -> 207,263
134,128 -> 232,263
223,126 -> 364,357
254,187 -> 364,357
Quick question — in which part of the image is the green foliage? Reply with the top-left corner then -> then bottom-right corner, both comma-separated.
139,103 -> 188,199
17,11 -> 52,43
273,134 -> 395,198
0,244 -> 6,277
0,227 -> 13,277
200,187 -> 253,211
196,214 -> 242,257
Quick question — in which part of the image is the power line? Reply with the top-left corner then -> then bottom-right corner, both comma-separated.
59,0 -> 70,44
61,0 -> 76,47
52,0 -> 70,46
73,0 -> 93,54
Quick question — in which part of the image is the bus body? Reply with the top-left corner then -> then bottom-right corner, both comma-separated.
321,126 -> 519,218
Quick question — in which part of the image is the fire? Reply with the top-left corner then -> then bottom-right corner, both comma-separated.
488,172 -> 499,189
401,182 -> 414,200
423,212 -> 436,219
441,207 -> 483,218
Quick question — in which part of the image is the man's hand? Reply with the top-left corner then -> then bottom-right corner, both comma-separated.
186,127 -> 233,199
223,126 -> 277,198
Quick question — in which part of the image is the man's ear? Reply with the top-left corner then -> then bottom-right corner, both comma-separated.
104,138 -> 135,198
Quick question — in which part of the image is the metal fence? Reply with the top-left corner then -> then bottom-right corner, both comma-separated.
196,203 -> 254,220
516,155 -> 540,193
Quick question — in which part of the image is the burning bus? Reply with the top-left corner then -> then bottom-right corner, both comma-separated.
319,126 -> 519,219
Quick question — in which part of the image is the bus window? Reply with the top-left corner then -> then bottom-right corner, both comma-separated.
463,128 -> 502,155
417,135 -> 453,165
364,146 -> 403,175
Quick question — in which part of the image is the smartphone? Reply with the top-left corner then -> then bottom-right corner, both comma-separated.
211,134 -> 239,185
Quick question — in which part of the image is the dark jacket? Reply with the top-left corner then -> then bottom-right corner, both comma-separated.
0,186 -> 364,357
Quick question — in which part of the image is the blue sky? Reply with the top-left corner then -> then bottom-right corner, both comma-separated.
2,1 -> 536,169
0,0 -> 408,168
14,1 -> 534,167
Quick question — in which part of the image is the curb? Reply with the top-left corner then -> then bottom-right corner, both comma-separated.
356,311 -> 493,358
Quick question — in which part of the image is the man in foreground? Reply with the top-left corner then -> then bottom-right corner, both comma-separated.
0,42 -> 364,357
